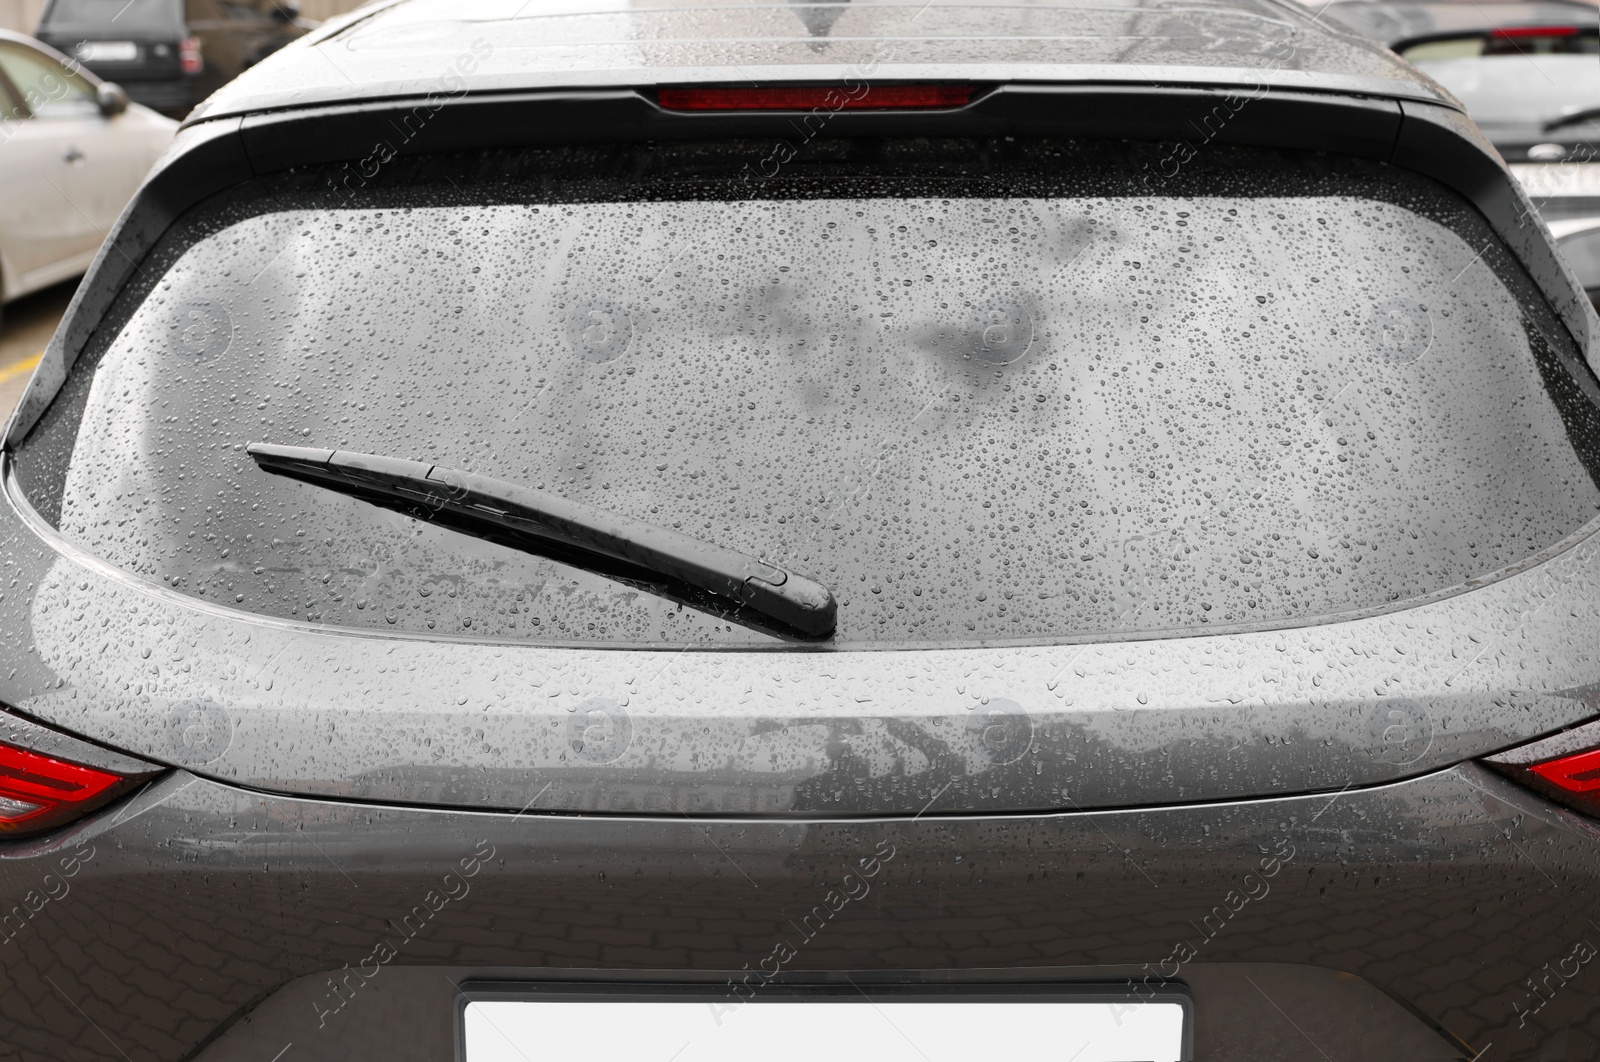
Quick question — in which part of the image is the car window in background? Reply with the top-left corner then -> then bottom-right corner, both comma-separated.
0,62 -> 24,120
40,0 -> 184,31
1401,28 -> 1600,60
14,139 -> 1600,648
1404,40 -> 1600,161
0,41 -> 97,118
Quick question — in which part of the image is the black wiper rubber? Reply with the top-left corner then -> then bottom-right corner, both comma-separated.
1545,106 -> 1600,132
246,443 -> 837,637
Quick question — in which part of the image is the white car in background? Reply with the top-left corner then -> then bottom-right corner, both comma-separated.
0,30 -> 174,324
1325,2 -> 1600,310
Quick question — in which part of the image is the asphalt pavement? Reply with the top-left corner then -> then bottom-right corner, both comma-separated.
0,281 -> 74,426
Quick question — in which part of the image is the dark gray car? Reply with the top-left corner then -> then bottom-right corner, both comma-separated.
33,0 -> 199,116
3,0 -> 1600,1059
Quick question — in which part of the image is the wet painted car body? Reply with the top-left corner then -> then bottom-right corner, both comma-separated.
3,1 -> 1600,1059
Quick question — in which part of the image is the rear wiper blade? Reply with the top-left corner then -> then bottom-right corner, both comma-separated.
246,443 -> 837,637
1545,106 -> 1600,133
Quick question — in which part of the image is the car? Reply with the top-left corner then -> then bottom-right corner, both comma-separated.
3,0 -> 1600,1059
32,0 -> 202,116
34,0 -> 313,119
1325,0 -> 1600,227
0,30 -> 175,326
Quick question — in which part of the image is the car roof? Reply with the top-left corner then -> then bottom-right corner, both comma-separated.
187,0 -> 1454,123
1325,0 -> 1599,46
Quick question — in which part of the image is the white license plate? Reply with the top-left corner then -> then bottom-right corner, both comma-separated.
460,990 -> 1188,1062
1511,162 -> 1600,200
78,41 -> 138,62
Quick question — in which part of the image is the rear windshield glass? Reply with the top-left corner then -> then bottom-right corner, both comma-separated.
14,138 -> 1600,648
1400,30 -> 1600,60
40,0 -> 181,30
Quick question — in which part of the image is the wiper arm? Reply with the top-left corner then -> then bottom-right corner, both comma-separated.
1545,106 -> 1600,133
246,443 -> 837,637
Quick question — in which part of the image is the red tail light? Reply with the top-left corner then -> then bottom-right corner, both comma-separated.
1491,25 -> 1579,39
1530,746 -> 1600,792
180,35 -> 203,75
658,85 -> 970,112
0,741 -> 132,837
1488,725 -> 1600,818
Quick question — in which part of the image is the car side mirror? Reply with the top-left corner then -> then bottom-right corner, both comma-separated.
96,81 -> 129,118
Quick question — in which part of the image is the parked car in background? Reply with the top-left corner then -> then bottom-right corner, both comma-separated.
1327,0 -> 1600,228
0,30 -> 175,325
33,0 -> 199,116
34,0 -> 311,118
4,0 -> 1600,1059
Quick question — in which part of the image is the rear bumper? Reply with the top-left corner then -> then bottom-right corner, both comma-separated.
2,762 -> 1593,1061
